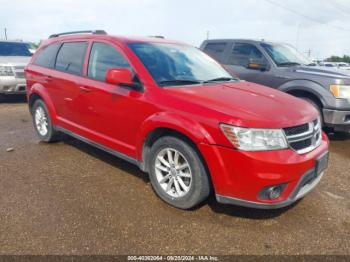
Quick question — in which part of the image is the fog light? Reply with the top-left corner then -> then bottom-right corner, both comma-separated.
267,186 -> 282,199
259,184 -> 287,200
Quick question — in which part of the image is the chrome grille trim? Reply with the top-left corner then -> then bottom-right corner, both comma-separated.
11,66 -> 25,78
283,118 -> 322,154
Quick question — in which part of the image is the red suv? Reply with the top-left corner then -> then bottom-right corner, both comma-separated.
25,30 -> 329,210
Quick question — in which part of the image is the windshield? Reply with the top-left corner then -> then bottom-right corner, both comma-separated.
261,43 -> 310,66
128,43 -> 233,86
0,42 -> 32,56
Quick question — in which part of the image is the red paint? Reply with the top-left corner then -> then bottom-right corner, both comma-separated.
25,34 -> 329,206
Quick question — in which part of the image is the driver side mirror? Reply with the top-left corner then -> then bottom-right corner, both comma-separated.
247,62 -> 268,71
106,68 -> 134,86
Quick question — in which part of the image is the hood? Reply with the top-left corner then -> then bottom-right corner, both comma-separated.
293,65 -> 350,79
0,56 -> 31,66
163,81 -> 318,129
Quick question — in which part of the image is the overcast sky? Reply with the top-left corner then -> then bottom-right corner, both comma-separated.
0,0 -> 349,59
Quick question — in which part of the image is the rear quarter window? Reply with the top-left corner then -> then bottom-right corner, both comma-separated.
33,43 -> 60,68
55,42 -> 88,76
203,42 -> 227,61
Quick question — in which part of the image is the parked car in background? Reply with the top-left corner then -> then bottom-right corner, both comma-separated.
25,31 -> 329,210
336,62 -> 350,71
319,62 -> 337,68
0,40 -> 32,101
200,39 -> 350,133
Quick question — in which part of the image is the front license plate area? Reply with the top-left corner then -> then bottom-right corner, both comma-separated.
316,152 -> 329,176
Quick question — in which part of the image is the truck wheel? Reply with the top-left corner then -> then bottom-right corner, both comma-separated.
31,99 -> 60,142
301,97 -> 324,128
148,136 -> 210,209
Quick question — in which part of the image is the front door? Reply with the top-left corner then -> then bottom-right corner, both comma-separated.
74,42 -> 144,158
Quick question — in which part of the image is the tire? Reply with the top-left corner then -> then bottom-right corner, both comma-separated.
148,136 -> 210,209
31,99 -> 60,142
300,97 -> 324,126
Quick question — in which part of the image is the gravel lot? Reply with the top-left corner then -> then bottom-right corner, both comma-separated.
0,97 -> 349,255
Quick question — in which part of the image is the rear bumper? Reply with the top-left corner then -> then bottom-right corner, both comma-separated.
198,133 -> 329,209
0,77 -> 26,95
323,109 -> 350,132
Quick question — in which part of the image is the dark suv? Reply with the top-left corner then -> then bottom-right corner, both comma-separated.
201,39 -> 350,132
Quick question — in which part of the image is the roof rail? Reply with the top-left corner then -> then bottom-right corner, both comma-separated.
150,35 -> 165,39
49,30 -> 107,38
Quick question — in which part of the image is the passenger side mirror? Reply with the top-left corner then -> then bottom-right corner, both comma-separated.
106,68 -> 134,86
247,62 -> 268,71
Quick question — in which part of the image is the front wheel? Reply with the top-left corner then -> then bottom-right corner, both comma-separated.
148,136 -> 210,209
31,99 -> 60,142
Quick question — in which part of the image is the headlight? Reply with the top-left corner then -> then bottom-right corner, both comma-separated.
220,124 -> 288,151
330,85 -> 350,99
0,65 -> 14,76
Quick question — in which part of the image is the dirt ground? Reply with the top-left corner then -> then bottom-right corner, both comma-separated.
0,97 -> 349,255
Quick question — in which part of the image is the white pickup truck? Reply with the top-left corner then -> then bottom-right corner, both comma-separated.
0,41 -> 32,101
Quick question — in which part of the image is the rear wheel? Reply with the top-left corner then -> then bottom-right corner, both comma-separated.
148,136 -> 210,209
31,99 -> 60,142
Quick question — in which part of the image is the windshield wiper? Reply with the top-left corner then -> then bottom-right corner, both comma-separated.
158,79 -> 202,86
278,62 -> 301,67
204,77 -> 238,83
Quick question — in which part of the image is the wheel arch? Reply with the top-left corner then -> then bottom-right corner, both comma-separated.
278,80 -> 329,108
286,89 -> 323,110
136,112 -> 214,173
28,84 -> 58,124
140,126 -> 214,195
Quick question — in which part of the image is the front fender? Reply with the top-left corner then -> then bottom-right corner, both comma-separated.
135,111 -> 215,160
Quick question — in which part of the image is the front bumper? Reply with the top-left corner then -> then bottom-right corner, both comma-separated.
0,76 -> 26,95
198,132 -> 329,209
216,169 -> 325,209
323,109 -> 350,132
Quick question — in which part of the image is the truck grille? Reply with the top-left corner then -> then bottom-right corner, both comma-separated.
12,66 -> 25,78
283,118 -> 322,154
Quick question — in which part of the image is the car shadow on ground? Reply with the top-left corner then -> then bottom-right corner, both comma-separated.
61,134 -> 295,219
0,95 -> 27,103
62,134 -> 149,183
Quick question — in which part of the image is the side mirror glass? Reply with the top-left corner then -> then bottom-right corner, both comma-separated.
106,68 -> 133,86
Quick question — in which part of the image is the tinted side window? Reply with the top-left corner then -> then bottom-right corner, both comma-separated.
203,43 -> 227,61
88,42 -> 131,81
55,42 -> 87,76
33,43 -> 60,68
228,43 -> 264,67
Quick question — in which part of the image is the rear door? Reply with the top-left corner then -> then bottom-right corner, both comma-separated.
50,41 -> 88,128
201,42 -> 230,62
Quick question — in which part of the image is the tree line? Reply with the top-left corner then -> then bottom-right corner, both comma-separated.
325,55 -> 350,63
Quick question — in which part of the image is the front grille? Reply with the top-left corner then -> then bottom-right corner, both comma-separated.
284,123 -> 309,136
15,71 -> 25,78
12,66 -> 25,78
290,139 -> 312,151
283,118 -> 321,154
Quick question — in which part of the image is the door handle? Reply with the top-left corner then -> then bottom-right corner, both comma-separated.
79,85 -> 91,93
45,75 -> 53,82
